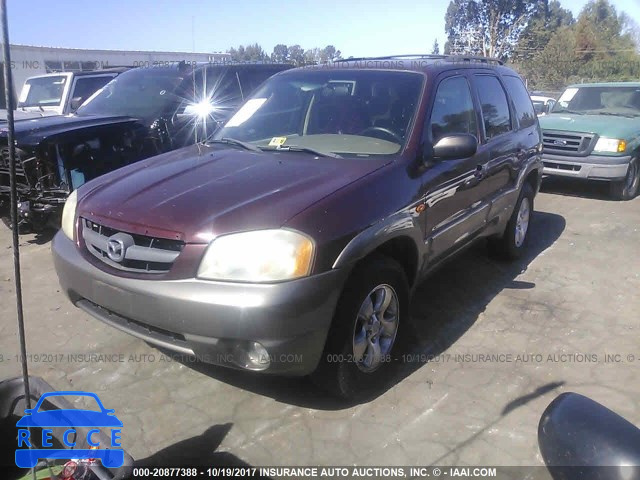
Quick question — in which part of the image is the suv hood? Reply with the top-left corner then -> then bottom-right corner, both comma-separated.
540,113 -> 640,140
0,114 -> 140,145
78,144 -> 390,243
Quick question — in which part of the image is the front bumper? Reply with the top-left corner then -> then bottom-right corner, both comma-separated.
52,232 -> 349,376
542,153 -> 631,180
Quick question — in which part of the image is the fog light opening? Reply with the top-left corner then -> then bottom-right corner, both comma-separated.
232,341 -> 270,371
248,341 -> 270,368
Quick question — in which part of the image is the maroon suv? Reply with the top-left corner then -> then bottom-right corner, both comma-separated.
52,55 -> 543,399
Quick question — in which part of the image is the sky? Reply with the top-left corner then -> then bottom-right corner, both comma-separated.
5,0 -> 640,58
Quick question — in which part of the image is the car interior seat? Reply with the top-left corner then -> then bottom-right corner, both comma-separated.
368,83 -> 393,127
306,85 -> 369,135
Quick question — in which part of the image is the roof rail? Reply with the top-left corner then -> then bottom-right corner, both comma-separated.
333,54 -> 504,66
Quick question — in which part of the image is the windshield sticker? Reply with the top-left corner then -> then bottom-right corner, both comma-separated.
558,88 -> 578,103
18,84 -> 30,103
268,136 -> 287,147
225,98 -> 267,127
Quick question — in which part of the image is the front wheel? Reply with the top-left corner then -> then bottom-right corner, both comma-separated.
488,182 -> 534,260
610,157 -> 640,201
312,255 -> 409,400
1,213 -> 34,234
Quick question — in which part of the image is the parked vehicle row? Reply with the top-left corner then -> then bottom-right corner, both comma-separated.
0,68 -> 129,122
0,62 -> 291,230
51,55 -> 543,399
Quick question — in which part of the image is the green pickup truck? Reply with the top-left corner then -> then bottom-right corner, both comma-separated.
539,82 -> 640,200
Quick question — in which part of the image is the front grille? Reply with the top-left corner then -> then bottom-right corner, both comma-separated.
543,162 -> 581,172
542,131 -> 595,156
82,218 -> 184,273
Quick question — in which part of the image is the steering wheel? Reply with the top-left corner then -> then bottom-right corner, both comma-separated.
358,126 -> 403,144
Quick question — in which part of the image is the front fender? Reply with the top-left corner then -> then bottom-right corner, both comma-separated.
332,210 -> 424,272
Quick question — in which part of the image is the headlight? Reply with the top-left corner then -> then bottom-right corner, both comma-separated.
197,229 -> 314,282
594,137 -> 626,153
61,190 -> 78,240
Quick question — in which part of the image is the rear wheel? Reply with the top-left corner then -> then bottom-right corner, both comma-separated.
312,255 -> 409,400
610,157 -> 640,201
488,182 -> 534,260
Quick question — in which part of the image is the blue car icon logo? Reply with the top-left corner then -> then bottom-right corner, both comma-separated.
15,391 -> 124,468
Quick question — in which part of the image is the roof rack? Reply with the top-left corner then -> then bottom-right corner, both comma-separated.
333,54 -> 504,66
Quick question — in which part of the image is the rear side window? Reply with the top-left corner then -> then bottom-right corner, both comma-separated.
72,76 -> 116,105
474,75 -> 511,139
429,76 -> 477,143
502,75 -> 536,129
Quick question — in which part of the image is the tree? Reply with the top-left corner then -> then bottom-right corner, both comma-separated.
227,43 -> 268,62
620,14 -> 640,52
431,39 -> 440,54
521,0 -> 640,90
445,0 -> 540,59
514,0 -> 574,62
227,43 -> 344,66
319,45 -> 342,63
304,47 -> 321,65
527,26 -> 580,89
271,44 -> 289,63
287,45 -> 306,66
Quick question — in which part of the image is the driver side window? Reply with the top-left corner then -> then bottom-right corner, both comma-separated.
429,76 -> 477,144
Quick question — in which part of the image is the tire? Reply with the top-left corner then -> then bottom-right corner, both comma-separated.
610,157 -> 640,201
1,213 -> 33,234
0,199 -> 8,230
311,254 -> 409,401
488,182 -> 534,260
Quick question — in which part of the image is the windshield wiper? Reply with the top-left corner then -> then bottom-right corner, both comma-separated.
207,137 -> 261,152
260,145 -> 342,158
554,109 -> 584,115
596,112 -> 639,118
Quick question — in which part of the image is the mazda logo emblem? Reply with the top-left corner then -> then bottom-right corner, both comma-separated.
104,232 -> 134,263
107,238 -> 126,262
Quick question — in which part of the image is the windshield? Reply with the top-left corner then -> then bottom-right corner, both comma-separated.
76,67 -> 189,119
18,75 -> 67,108
552,86 -> 640,117
212,69 -> 424,156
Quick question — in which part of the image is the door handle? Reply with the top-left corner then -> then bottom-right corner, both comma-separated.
463,164 -> 485,188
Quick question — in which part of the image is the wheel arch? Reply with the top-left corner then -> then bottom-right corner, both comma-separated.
332,215 -> 423,288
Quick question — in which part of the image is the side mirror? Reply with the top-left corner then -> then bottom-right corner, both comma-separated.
538,392 -> 640,479
432,134 -> 478,160
69,97 -> 83,112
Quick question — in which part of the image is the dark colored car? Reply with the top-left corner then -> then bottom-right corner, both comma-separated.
52,55 -> 543,399
0,62 -> 292,231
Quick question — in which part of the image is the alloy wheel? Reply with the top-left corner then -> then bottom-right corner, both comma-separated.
352,284 -> 399,373
514,197 -> 531,248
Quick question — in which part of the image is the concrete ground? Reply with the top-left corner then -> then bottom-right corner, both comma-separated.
0,177 -> 638,470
